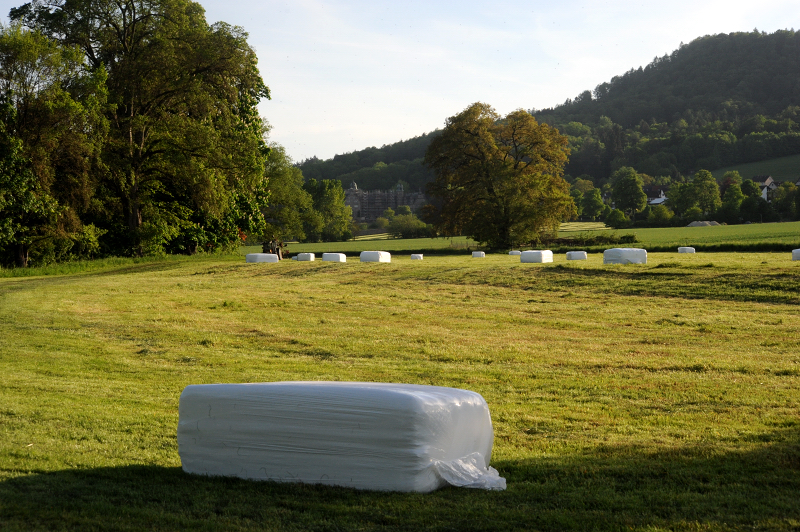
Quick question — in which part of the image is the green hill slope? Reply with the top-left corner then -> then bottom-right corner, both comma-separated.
710,154 -> 800,182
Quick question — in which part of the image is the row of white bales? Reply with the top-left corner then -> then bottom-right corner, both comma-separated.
246,247 -> 800,265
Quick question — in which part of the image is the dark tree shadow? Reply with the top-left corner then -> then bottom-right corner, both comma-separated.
1,426 -> 798,531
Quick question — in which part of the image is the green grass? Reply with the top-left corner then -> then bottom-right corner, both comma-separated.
564,220 -> 800,253
243,235 -> 479,255
711,154 -> 800,182
1,252 -> 799,530
239,222 -> 800,257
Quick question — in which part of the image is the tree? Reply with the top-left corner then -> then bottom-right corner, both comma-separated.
260,144 -> 316,242
717,184 -> 745,224
647,204 -> 674,226
0,23 -> 106,266
741,179 -> 762,198
302,178 -> 353,242
610,167 -> 646,219
691,169 -> 722,215
424,102 -> 573,249
667,181 -> 697,217
12,0 -> 271,255
581,188 -> 605,221
772,181 -> 797,220
720,170 -> 742,197
387,213 -> 430,239
0,106 -> 59,266
605,208 -> 630,229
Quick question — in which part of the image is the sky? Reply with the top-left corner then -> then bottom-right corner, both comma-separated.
2,0 -> 800,162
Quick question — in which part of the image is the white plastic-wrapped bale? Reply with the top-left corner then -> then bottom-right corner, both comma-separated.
509,250 -> 522,256
245,253 -> 279,263
296,252 -> 315,261
520,250 -> 553,263
177,382 -> 506,492
566,251 -> 588,261
472,251 -> 485,258
411,254 -> 423,260
678,247 -> 696,253
322,253 -> 346,263
793,249 -> 800,261
604,248 -> 647,264
360,251 -> 391,263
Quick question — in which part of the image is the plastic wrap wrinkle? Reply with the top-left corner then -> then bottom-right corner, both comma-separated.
177,381 -> 501,492
433,452 -> 506,490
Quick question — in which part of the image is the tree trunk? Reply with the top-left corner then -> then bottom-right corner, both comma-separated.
16,244 -> 29,268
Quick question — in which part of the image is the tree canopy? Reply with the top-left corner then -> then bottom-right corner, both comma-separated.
424,102 -> 574,249
7,0 -> 272,259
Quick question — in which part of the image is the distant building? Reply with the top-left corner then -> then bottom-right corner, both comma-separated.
752,175 -> 778,201
344,182 -> 427,222
644,185 -> 669,206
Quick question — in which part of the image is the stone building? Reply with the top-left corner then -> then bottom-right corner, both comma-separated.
344,182 -> 427,223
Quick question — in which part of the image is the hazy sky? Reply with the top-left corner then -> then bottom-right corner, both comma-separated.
2,0 -> 799,162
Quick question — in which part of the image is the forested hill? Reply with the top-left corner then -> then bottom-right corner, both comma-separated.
297,131 -> 439,192
536,29 -> 800,128
536,29 -> 800,185
300,29 -> 800,191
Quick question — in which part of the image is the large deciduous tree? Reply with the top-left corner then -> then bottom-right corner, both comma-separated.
11,0 -> 271,255
691,169 -> 721,215
610,167 -> 647,219
424,102 -> 574,249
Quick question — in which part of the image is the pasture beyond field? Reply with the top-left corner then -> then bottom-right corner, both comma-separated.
0,252 -> 798,530
241,221 -> 800,256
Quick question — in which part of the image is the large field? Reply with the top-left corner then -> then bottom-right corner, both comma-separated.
1,251 -> 799,530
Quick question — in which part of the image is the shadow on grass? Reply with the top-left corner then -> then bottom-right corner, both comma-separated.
1,427 -> 798,531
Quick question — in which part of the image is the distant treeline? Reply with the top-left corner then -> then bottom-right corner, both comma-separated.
298,132 -> 438,191
300,29 -> 800,194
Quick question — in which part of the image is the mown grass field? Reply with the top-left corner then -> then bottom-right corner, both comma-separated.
1,251 -> 799,531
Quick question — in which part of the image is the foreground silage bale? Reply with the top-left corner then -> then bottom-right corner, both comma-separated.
678,247 -> 696,253
322,253 -> 346,263
411,254 -> 423,260
604,248 -> 647,264
360,251 -> 391,263
245,253 -> 279,263
472,251 -> 485,258
566,251 -> 588,261
177,382 -> 506,493
793,249 -> 800,261
521,250 -> 553,263
509,250 -> 522,256
296,252 -> 315,261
